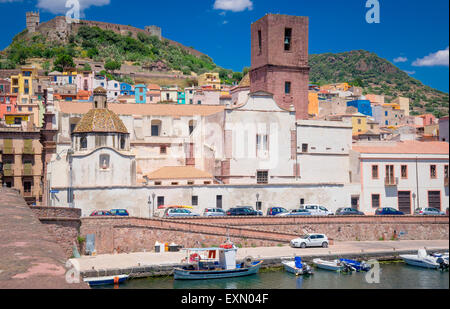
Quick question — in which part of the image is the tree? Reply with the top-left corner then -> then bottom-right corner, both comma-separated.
104,60 -> 121,74
53,53 -> 74,72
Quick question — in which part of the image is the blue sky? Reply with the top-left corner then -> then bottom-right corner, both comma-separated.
0,0 -> 449,92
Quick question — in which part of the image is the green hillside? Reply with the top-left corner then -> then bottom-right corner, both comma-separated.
309,50 -> 449,117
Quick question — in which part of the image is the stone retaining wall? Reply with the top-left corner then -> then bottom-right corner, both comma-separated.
80,216 -> 449,255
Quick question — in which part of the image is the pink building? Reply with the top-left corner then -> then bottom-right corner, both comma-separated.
76,71 -> 94,92
146,84 -> 161,104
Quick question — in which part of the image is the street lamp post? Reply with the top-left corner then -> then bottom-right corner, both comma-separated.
152,193 -> 156,217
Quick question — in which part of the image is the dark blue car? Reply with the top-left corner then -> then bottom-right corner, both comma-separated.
375,207 -> 404,215
267,207 -> 288,216
110,209 -> 130,217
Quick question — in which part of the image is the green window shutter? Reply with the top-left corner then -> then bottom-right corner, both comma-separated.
23,163 -> 33,176
3,139 -> 13,154
23,139 -> 33,154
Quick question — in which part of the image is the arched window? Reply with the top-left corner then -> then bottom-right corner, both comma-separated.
80,136 -> 87,150
120,135 -> 126,150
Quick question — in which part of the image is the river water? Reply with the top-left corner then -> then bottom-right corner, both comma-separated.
102,262 -> 449,289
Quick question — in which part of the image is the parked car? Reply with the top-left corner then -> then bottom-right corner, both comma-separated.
226,207 -> 259,216
203,208 -> 227,217
90,210 -> 113,217
414,208 -> 446,216
290,233 -> 329,248
110,209 -> 130,217
375,207 -> 405,216
241,206 -> 263,216
302,205 -> 334,216
335,208 -> 365,216
277,209 -> 312,216
266,207 -> 288,216
164,208 -> 200,218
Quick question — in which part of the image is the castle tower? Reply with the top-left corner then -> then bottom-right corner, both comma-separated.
26,11 -> 40,33
145,25 -> 162,40
250,14 -> 310,119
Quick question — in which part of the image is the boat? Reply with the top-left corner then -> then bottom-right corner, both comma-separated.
339,258 -> 371,272
312,258 -> 355,273
174,241 -> 263,280
282,257 -> 314,276
83,274 -> 129,287
400,249 -> 449,270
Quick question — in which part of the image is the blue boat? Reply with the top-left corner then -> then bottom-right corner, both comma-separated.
339,259 -> 371,272
83,274 -> 129,287
174,243 -> 263,280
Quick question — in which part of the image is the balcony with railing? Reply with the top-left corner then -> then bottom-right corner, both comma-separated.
385,176 -> 399,187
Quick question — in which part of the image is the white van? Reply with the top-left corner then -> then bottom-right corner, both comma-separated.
302,205 -> 334,216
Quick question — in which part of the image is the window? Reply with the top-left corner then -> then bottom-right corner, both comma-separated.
23,181 -> 32,193
372,194 -> 380,208
120,135 -> 126,150
80,136 -> 88,149
6,106 -> 11,112
357,119 -> 362,125
192,196 -> 198,206
284,28 -> 292,51
256,134 -> 268,157
257,171 -> 269,184
386,165 -> 394,181
256,201 -> 262,211
285,81 -> 291,95
160,146 -> 167,154
155,182 -> 162,186
216,195 -> 223,209
372,165 -> 379,179
258,30 -> 262,54
157,196 -> 165,207
445,165 -> 449,179
151,120 -> 161,136
302,144 -> 308,153
430,165 -> 437,179
385,111 -> 388,117
401,165 -> 408,179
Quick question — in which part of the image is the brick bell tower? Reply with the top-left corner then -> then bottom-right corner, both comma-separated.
250,14 -> 310,119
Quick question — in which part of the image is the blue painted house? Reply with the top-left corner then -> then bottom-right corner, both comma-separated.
177,91 -> 186,104
135,84 -> 147,104
120,83 -> 135,96
347,100 -> 372,117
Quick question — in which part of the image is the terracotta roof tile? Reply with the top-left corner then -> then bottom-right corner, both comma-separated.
57,102 -> 225,117
352,141 -> 449,155
73,109 -> 128,134
145,166 -> 213,180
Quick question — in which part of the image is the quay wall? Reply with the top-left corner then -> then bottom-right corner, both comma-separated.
30,206 -> 82,258
80,216 -> 449,255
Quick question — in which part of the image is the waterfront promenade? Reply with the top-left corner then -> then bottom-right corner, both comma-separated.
71,239 -> 449,278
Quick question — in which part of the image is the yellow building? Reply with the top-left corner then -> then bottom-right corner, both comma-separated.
10,65 -> 38,96
198,73 -> 221,89
328,112 -> 368,136
308,92 -> 319,116
320,83 -> 350,92
391,97 -> 410,117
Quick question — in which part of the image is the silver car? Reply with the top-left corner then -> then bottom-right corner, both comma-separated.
203,208 -> 227,217
277,209 -> 312,216
302,205 -> 334,216
414,208 -> 446,216
290,233 -> 329,248
164,208 -> 200,218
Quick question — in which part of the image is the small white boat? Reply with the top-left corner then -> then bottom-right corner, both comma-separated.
400,249 -> 448,270
282,257 -> 314,276
313,258 -> 356,273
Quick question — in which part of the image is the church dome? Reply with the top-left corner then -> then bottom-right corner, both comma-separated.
73,109 -> 128,134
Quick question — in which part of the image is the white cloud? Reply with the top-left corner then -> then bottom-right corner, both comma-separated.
213,0 -> 253,12
393,56 -> 408,63
36,0 -> 110,15
412,47 -> 449,67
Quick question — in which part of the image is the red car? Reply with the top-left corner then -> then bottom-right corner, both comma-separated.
90,210 -> 113,217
